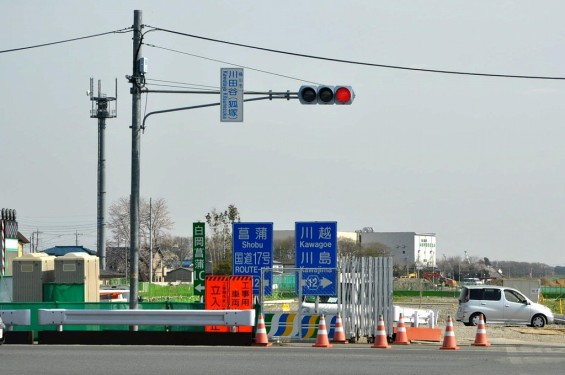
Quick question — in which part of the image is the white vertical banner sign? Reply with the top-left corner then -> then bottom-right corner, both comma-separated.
220,68 -> 244,122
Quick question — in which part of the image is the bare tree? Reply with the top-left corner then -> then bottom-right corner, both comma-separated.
107,196 -> 174,280
205,204 -> 241,274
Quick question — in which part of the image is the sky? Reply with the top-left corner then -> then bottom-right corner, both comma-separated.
1,1 -> 564,266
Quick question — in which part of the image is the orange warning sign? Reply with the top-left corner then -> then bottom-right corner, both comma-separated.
205,275 -> 229,332
204,275 -> 254,333
229,276 -> 253,332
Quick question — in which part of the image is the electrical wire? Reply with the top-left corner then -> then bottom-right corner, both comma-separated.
0,27 -> 132,54
145,78 -> 218,90
145,43 -> 320,85
145,25 -> 565,80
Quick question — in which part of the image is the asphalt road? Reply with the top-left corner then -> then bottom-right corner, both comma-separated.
2,344 -> 565,375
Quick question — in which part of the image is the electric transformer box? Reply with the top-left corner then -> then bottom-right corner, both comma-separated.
54,252 -> 100,302
12,253 -> 55,302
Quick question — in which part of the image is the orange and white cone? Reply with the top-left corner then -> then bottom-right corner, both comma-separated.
371,314 -> 391,349
253,313 -> 272,347
394,313 -> 410,345
440,316 -> 460,350
472,314 -> 491,347
313,315 -> 333,348
332,313 -> 348,344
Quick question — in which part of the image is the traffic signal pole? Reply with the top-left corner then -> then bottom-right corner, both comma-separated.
126,11 -> 354,314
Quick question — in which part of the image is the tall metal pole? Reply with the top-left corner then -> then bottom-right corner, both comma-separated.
97,80 -> 107,271
90,78 -> 116,271
129,9 -> 143,311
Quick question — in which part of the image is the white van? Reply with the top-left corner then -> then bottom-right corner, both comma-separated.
456,285 -> 554,327
0,316 -> 5,345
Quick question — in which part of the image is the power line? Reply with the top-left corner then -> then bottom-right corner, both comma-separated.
145,25 -> 565,81
145,43 -> 320,84
145,78 -> 218,90
0,27 -> 132,54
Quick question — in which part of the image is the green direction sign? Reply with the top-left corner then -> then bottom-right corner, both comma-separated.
193,222 -> 206,296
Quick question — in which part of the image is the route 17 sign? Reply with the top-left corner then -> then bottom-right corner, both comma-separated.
295,221 -> 337,296
232,222 -> 273,295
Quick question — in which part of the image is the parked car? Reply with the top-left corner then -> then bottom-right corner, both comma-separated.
0,316 -> 5,345
456,285 -> 554,327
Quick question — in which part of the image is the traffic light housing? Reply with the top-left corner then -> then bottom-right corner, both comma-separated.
298,85 -> 355,105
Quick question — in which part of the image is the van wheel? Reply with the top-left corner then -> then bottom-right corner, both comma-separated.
531,315 -> 546,328
469,313 -> 483,326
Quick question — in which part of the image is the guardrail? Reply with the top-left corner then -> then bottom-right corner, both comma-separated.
38,309 -> 256,331
0,309 -> 31,330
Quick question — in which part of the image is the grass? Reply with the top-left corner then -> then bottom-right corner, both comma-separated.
131,283 -> 565,314
138,283 -> 200,303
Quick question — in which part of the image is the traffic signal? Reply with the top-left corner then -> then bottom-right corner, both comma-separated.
298,85 -> 355,105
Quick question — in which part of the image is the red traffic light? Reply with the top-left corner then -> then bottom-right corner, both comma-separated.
298,85 -> 354,105
335,87 -> 352,104
334,86 -> 354,105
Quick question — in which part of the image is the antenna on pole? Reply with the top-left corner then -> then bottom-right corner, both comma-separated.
89,77 -> 117,272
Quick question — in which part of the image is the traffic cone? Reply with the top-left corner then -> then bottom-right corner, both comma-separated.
313,315 -> 333,348
332,313 -> 349,344
371,314 -> 391,349
440,316 -> 460,350
472,314 -> 491,347
394,313 -> 410,345
253,313 -> 272,347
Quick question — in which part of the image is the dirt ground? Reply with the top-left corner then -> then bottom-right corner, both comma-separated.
398,297 -> 565,344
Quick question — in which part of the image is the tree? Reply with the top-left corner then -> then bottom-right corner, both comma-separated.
107,196 -> 174,281
274,237 -> 294,261
205,204 -> 241,274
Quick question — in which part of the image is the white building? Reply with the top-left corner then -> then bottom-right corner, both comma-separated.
273,230 -> 436,269
358,231 -> 437,269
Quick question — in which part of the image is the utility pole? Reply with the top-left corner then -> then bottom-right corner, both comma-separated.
149,197 -> 153,284
128,9 -> 143,311
75,230 -> 84,246
90,78 -> 117,271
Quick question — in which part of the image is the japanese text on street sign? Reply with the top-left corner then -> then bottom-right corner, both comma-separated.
295,221 -> 337,296
220,68 -> 243,122
192,222 -> 206,296
232,222 -> 273,295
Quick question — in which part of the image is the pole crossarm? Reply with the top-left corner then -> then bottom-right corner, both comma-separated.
141,95 -> 297,130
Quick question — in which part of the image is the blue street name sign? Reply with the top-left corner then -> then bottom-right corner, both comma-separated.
220,67 -> 243,122
295,221 -> 337,296
232,222 -> 273,295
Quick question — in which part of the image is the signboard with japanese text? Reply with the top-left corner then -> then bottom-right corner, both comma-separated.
205,275 -> 229,332
192,222 -> 206,296
232,222 -> 273,295
295,221 -> 337,296
204,275 -> 253,333
229,275 -> 253,333
220,68 -> 243,122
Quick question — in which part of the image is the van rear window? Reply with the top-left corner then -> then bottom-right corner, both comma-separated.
468,288 -> 501,301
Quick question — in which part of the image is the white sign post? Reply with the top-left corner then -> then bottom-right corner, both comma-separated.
220,68 -> 244,122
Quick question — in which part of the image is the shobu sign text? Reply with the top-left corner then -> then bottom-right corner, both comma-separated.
232,222 -> 273,295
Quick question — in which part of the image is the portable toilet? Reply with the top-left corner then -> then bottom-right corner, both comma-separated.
54,252 -> 100,302
12,253 -> 55,302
